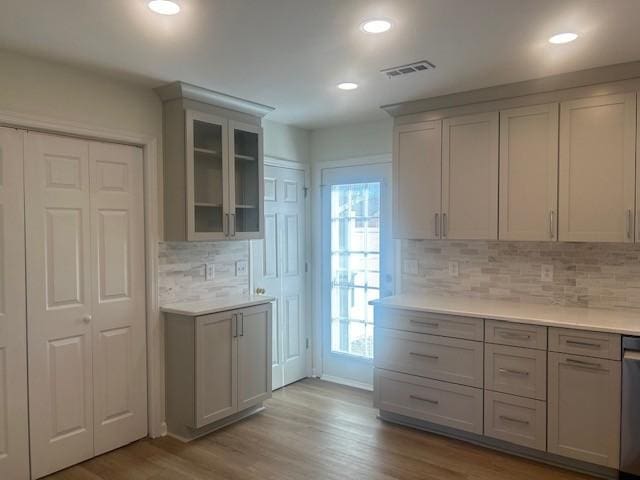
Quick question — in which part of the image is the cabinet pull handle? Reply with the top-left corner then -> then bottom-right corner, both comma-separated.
499,332 -> 531,340
566,358 -> 601,369
442,213 -> 448,238
498,368 -> 530,377
232,314 -> 238,337
230,213 -> 236,237
224,213 -> 229,236
565,340 -> 600,349
549,210 -> 555,239
410,319 -> 439,328
435,213 -> 440,238
410,394 -> 439,405
239,312 -> 244,336
410,352 -> 439,360
627,209 -> 633,240
499,415 -> 530,425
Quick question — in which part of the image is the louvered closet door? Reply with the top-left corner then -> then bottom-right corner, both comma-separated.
90,141 -> 147,456
0,128 -> 29,479
25,132 -> 95,479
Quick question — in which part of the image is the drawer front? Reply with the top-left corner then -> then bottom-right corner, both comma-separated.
485,320 -> 547,349
484,391 -> 546,451
549,328 -> 621,360
375,368 -> 483,434
374,327 -> 484,387
485,344 -> 547,400
375,307 -> 483,341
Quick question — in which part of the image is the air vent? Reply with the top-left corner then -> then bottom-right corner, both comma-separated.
381,60 -> 435,78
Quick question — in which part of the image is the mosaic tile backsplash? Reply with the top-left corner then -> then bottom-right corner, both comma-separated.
401,240 -> 640,311
158,241 -> 249,305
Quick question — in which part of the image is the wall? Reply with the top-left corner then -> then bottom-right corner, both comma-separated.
401,240 -> 640,311
263,120 -> 310,163
309,118 -> 392,163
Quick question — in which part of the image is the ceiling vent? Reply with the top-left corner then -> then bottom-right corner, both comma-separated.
381,60 -> 436,78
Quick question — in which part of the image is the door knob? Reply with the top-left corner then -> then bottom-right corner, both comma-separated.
82,314 -> 92,324
255,287 -> 266,294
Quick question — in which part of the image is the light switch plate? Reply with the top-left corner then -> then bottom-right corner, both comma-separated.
205,263 -> 215,281
236,260 -> 248,276
403,259 -> 418,275
541,264 -> 554,282
448,261 -> 459,277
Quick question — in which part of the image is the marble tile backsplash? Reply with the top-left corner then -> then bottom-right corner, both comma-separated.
401,240 -> 640,311
158,241 -> 249,305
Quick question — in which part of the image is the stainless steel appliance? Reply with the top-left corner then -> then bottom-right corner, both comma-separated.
621,336 -> 640,478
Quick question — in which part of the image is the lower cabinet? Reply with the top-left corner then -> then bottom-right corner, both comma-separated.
166,303 -> 272,440
547,352 -> 621,468
484,391 -> 546,451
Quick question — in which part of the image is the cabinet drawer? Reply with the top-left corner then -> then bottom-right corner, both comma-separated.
375,369 -> 483,434
485,320 -> 547,349
485,344 -> 547,400
549,328 -> 620,360
375,307 -> 483,341
374,327 -> 484,388
484,391 -> 546,451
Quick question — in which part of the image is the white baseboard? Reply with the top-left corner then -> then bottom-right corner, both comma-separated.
320,374 -> 373,391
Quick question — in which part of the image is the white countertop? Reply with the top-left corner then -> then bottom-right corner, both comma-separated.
161,295 -> 275,317
371,294 -> 640,336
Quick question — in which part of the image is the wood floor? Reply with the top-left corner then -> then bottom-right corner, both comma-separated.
46,378 -> 595,480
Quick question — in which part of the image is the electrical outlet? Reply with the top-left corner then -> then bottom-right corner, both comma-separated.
236,260 -> 248,276
403,259 -> 418,275
541,264 -> 554,282
205,263 -> 215,281
448,261 -> 459,277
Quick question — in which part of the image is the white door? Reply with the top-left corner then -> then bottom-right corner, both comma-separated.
252,164 -> 307,390
25,132 -> 147,478
0,127 -> 29,479
321,163 -> 393,387
90,141 -> 147,456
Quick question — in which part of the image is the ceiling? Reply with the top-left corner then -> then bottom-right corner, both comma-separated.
1,0 -> 640,129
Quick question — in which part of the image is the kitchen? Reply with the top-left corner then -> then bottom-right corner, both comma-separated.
1,1 -> 640,479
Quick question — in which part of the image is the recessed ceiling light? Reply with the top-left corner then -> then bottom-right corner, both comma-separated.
548,32 -> 578,44
337,82 -> 359,90
360,19 -> 392,34
148,0 -> 180,15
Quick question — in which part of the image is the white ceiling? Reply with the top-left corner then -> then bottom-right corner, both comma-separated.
1,0 -> 640,129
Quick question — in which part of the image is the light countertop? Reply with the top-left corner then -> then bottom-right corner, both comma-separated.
371,294 -> 640,336
161,295 -> 275,317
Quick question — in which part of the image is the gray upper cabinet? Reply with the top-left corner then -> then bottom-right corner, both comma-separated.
499,104 -> 559,241
558,93 -> 637,243
157,81 -> 272,241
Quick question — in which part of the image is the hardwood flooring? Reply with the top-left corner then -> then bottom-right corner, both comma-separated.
46,378 -> 595,480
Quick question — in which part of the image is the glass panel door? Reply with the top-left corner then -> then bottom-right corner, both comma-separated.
191,116 -> 225,235
230,122 -> 262,237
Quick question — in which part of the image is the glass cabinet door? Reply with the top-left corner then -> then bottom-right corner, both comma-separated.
229,121 -> 263,238
187,111 -> 228,239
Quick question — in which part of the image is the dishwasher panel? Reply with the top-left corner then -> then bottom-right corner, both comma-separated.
621,336 -> 640,477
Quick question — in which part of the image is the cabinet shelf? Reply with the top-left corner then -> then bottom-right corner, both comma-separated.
195,202 -> 223,208
195,147 -> 221,156
236,204 -> 256,209
235,153 -> 256,161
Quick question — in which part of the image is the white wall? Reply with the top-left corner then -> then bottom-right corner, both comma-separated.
263,120 -> 310,163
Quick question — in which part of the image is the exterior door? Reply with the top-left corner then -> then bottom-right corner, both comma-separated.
252,164 -> 307,390
25,132 -> 147,478
321,163 -> 393,387
0,127 -> 29,479
90,142 -> 147,456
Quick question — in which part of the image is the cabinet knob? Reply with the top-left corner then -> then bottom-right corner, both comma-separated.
82,314 -> 92,324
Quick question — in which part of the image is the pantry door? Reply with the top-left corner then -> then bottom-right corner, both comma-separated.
25,132 -> 147,478
252,163 -> 308,390
0,128 -> 29,479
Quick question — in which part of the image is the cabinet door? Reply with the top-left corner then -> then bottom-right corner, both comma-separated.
442,112 -> 499,240
393,121 -> 442,239
548,352 -> 621,468
186,110 -> 229,241
237,305 -> 272,410
195,312 -> 238,427
228,121 -> 264,240
558,93 -> 636,242
0,128 -> 29,480
499,104 -> 559,241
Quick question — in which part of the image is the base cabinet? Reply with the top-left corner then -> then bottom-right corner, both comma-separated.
166,303 -> 272,440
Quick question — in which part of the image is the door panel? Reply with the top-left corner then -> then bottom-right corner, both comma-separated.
238,305 -> 272,410
0,128 -> 29,479
90,142 -> 147,455
252,165 -> 307,389
26,132 -> 94,479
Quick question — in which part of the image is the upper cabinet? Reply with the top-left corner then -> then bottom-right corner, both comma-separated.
558,93 -> 637,242
393,121 -> 442,239
442,112 -> 499,240
499,104 -> 559,241
157,81 -> 273,241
